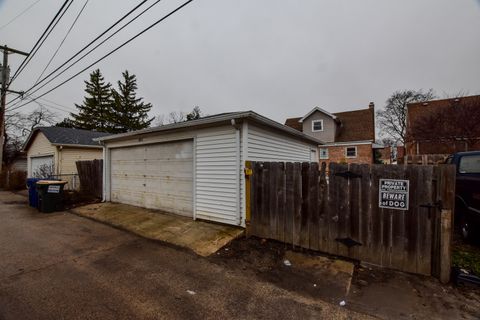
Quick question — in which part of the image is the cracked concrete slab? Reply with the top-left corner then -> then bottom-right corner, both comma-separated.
71,202 -> 244,256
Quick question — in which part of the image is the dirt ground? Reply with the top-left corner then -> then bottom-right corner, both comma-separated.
210,237 -> 355,304
349,263 -> 480,319
211,237 -> 480,320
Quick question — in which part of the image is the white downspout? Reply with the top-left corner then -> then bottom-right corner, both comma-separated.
231,119 -> 242,225
101,142 -> 106,202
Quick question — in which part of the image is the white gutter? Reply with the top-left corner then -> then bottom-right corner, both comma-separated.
51,143 -> 103,148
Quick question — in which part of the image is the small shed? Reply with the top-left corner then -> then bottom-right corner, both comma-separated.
97,111 -> 322,227
23,127 -> 110,187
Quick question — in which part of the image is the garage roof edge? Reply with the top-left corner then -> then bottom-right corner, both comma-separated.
94,111 -> 324,145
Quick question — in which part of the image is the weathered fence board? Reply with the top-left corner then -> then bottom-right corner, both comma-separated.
76,159 -> 103,199
247,161 -> 455,282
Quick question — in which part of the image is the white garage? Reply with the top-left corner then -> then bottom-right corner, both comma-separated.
97,111 -> 322,227
110,140 -> 194,217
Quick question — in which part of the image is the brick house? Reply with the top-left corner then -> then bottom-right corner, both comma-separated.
405,95 -> 480,155
285,103 -> 378,164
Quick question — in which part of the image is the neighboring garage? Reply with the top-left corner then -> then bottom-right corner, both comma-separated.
96,111 -> 323,227
23,127 -> 110,187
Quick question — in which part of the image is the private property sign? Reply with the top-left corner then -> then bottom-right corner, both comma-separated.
379,179 -> 409,210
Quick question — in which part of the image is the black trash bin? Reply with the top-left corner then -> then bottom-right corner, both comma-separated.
36,180 -> 68,213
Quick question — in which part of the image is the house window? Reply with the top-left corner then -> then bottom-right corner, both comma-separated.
345,146 -> 357,158
319,148 -> 329,159
312,120 -> 323,132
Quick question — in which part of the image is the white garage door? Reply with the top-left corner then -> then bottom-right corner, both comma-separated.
30,155 -> 54,178
110,140 -> 194,217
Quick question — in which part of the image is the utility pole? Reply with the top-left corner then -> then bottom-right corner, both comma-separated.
0,45 -> 29,172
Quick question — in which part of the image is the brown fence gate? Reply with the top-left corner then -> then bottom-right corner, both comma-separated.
76,159 -> 103,199
245,162 -> 455,283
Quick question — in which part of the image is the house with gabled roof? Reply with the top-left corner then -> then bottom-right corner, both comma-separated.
285,103 -> 379,164
22,127 -> 110,187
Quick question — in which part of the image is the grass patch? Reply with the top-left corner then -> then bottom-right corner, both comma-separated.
452,246 -> 480,276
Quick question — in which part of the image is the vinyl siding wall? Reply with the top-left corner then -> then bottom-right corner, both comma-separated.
59,147 -> 103,174
238,122 -> 318,226
247,124 -> 316,162
26,132 -> 56,177
195,127 -> 240,225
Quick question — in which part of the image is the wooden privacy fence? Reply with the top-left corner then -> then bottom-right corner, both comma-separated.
245,161 -> 455,283
76,159 -> 103,198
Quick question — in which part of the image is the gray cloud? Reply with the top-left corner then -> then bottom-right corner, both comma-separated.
1,0 -> 479,124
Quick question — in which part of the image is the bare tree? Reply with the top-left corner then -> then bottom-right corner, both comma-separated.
6,107 -> 57,138
155,107 -> 204,126
168,111 -> 186,123
3,107 -> 58,166
377,89 -> 436,144
408,96 -> 480,150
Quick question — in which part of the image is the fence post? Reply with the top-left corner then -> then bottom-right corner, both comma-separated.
439,209 -> 452,284
245,161 -> 253,236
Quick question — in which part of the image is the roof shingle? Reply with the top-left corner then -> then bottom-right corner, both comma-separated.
24,127 -> 111,151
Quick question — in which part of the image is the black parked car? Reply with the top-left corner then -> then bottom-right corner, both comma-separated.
446,151 -> 480,240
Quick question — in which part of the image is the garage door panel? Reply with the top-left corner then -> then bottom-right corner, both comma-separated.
30,155 -> 54,178
110,140 -> 193,217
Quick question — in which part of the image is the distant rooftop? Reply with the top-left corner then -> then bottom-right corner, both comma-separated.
23,126 -> 111,151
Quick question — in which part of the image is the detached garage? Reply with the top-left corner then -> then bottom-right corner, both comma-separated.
97,111 -> 322,226
23,127 -> 110,188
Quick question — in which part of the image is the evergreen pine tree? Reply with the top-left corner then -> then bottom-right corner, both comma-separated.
110,71 -> 154,133
70,69 -> 114,132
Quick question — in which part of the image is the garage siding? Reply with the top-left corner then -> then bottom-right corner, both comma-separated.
247,125 -> 314,162
239,122 -> 317,226
195,129 -> 240,225
59,148 -> 103,175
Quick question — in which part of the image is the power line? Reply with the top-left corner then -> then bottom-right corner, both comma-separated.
6,0 -> 150,107
11,0 -> 75,84
39,97 -> 75,111
24,0 -> 165,101
21,94 -> 74,114
8,0 -> 196,113
7,0 -> 72,86
34,0 -> 90,86
0,0 -> 43,31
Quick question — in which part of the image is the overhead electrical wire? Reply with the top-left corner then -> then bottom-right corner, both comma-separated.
0,0 -> 43,31
22,0 -> 165,101
34,0 -> 90,86
10,0 -> 75,84
6,0 -> 150,107
8,0 -> 196,112
7,0 -> 72,86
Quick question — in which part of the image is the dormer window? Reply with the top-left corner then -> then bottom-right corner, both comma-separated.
312,120 -> 324,132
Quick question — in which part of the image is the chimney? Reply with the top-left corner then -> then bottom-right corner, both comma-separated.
369,102 -> 375,109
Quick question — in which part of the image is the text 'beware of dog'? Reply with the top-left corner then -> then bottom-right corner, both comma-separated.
378,179 -> 409,210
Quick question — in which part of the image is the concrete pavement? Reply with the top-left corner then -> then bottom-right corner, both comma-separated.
71,202 -> 244,257
0,191 -> 371,320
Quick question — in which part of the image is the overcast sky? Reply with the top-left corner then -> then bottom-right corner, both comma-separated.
1,0 -> 479,125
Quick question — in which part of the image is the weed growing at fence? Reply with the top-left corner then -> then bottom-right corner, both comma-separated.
452,245 -> 480,276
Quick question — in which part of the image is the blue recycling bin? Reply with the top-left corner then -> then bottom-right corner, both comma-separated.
27,178 -> 41,208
